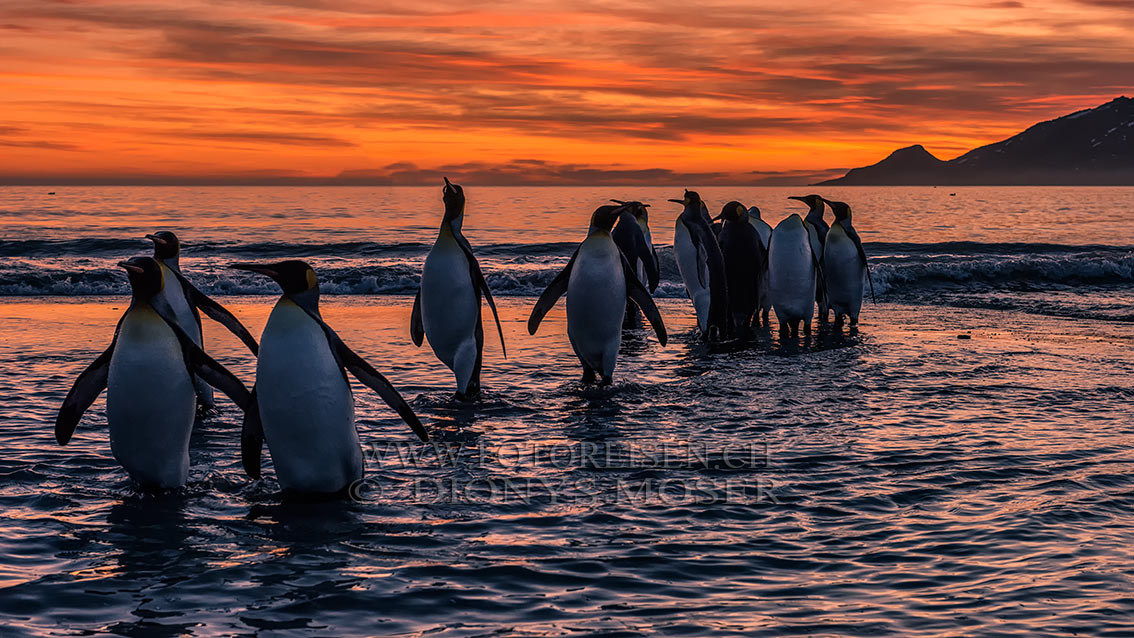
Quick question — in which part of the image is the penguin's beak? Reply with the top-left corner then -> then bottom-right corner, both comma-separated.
610,199 -> 626,205
668,198 -> 685,204
117,260 -> 144,274
788,196 -> 807,203
230,262 -> 278,278
144,233 -> 166,245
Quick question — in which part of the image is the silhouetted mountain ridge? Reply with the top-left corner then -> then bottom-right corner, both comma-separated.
818,97 -> 1134,185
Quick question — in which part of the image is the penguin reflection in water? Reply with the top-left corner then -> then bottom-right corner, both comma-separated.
232,260 -> 427,496
55,257 -> 251,489
411,178 -> 506,400
145,230 -> 259,414
528,204 -> 667,385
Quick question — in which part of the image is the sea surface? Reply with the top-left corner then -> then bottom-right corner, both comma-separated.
0,186 -> 1132,636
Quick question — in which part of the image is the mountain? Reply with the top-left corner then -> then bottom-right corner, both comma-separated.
817,96 -> 1134,185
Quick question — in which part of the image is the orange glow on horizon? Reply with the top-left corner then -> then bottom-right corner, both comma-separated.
0,0 -> 1130,184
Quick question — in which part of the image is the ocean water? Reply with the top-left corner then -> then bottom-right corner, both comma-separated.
1,186 -> 1133,636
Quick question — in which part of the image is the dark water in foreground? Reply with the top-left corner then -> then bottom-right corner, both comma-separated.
2,297 -> 1133,637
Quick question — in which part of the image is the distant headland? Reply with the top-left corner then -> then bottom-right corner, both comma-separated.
817,97 -> 1134,186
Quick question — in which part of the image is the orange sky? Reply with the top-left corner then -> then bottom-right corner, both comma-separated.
0,0 -> 1130,184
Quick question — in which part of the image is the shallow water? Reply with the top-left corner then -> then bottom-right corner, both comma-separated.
2,297 -> 1133,636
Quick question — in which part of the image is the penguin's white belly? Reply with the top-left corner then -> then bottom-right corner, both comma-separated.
107,307 -> 196,488
823,232 -> 865,318
257,300 -> 361,494
420,242 -> 478,369
674,220 -> 710,331
566,237 -> 625,374
768,226 -> 815,323
156,264 -> 201,344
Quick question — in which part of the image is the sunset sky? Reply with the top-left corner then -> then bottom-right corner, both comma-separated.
1,0 -> 1130,185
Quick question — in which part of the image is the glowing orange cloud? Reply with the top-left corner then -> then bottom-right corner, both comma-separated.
0,0 -> 1129,184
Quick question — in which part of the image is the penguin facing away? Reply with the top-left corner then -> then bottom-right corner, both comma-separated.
528,204 -> 667,385
670,190 -> 729,341
715,201 -> 766,334
767,214 -> 818,338
56,257 -> 251,489
820,199 -> 875,327
618,200 -> 660,293
746,206 -> 773,326
145,231 -> 259,413
232,260 -> 427,495
610,199 -> 660,329
410,178 -> 506,400
788,195 -> 830,323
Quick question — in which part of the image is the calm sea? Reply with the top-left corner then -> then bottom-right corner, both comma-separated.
1,186 -> 1132,636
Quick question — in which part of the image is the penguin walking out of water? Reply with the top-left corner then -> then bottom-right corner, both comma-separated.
820,199 -> 875,328
768,214 -> 820,338
55,257 -> 250,489
528,204 -> 667,385
670,190 -> 728,340
610,200 -> 659,328
746,206 -> 773,326
788,195 -> 830,323
145,231 -> 259,414
411,178 -> 506,400
715,201 -> 766,335
232,261 -> 427,496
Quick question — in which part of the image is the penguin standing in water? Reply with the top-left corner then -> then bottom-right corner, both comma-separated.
746,206 -> 773,326
145,231 -> 259,414
411,178 -> 505,400
232,260 -> 427,496
670,190 -> 729,340
528,204 -> 667,385
768,214 -> 820,337
610,200 -> 659,327
788,195 -> 830,323
715,201 -> 766,335
820,199 -> 875,327
55,257 -> 250,489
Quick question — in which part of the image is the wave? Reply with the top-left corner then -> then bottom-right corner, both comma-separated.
1,243 -> 1132,324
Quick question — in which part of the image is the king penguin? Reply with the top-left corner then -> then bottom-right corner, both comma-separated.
768,214 -> 819,338
788,195 -> 830,323
145,231 -> 259,414
411,178 -> 506,400
820,199 -> 875,328
610,199 -> 660,328
528,204 -> 667,385
670,190 -> 729,340
715,201 -> 766,335
232,260 -> 427,496
746,206 -> 773,326
55,257 -> 251,489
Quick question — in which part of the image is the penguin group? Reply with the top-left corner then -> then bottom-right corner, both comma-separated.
55,180 -> 870,494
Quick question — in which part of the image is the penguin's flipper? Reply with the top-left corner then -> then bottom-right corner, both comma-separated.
621,255 -> 667,346
639,232 -> 660,293
455,234 -> 506,359
528,249 -> 578,335
177,272 -> 260,355
650,247 -> 660,293
153,302 -> 252,410
241,385 -> 264,479
185,345 -> 252,411
55,340 -> 115,445
330,336 -> 429,442
410,287 -> 424,347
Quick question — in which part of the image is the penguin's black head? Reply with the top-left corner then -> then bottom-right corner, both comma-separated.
145,231 -> 180,260
788,194 -> 824,210
824,199 -> 852,221
718,201 -> 746,222
230,260 -> 317,295
668,189 -> 702,208
611,199 -> 650,222
118,256 -> 164,299
442,177 -> 465,220
589,205 -> 622,232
